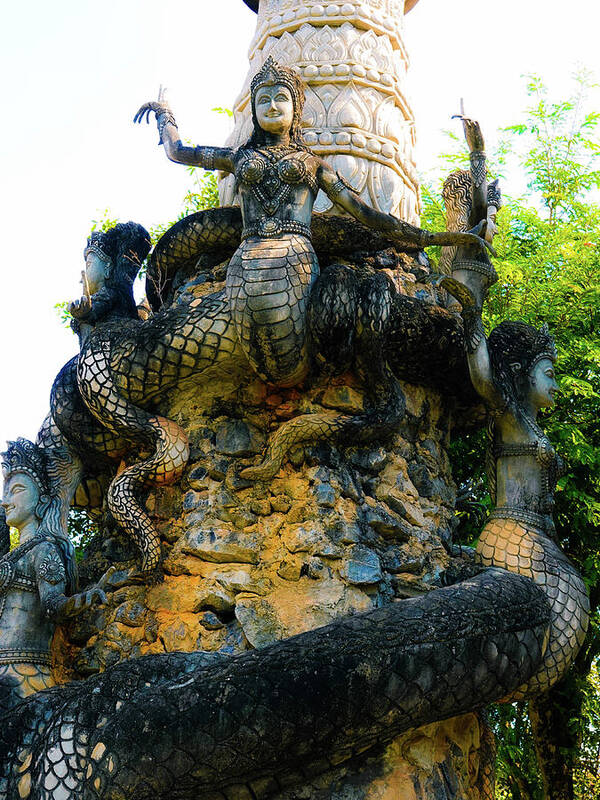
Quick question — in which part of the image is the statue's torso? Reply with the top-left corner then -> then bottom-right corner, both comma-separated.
0,537 -> 61,663
235,148 -> 319,235
494,415 -> 565,529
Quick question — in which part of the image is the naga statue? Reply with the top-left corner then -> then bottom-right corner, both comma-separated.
0,439 -> 105,714
44,58 -> 486,578
0,54 -> 591,800
0,353 -> 589,796
445,279 -> 590,696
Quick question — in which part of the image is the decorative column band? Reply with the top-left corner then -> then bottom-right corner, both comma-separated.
234,62 -> 416,131
250,4 -> 410,65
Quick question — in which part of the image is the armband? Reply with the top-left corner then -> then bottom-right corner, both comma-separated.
469,150 -> 486,190
197,147 -> 216,170
38,554 -> 66,586
157,110 -> 178,142
329,172 -> 358,199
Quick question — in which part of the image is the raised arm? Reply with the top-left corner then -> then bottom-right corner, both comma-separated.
134,89 -> 235,173
316,159 -> 492,254
440,277 -> 505,410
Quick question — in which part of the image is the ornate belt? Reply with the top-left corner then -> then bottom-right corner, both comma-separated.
489,506 -> 548,534
0,649 -> 52,666
242,219 -> 312,240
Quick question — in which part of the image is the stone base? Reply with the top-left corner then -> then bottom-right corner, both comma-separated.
51,262 -> 491,797
267,715 -> 488,800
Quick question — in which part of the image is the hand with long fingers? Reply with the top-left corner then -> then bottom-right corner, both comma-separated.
68,295 -> 92,319
133,85 -> 175,132
451,113 -> 486,153
62,586 -> 107,617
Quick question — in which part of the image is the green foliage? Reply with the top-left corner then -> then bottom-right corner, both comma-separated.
90,210 -> 119,233
67,507 -> 101,561
492,703 -> 543,800
146,168 -> 220,245
9,528 -> 19,550
574,662 -> 600,795
423,73 -> 600,799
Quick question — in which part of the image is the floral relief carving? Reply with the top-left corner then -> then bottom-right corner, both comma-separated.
221,1 -> 420,222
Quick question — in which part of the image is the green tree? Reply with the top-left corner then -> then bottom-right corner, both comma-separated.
422,74 -> 600,799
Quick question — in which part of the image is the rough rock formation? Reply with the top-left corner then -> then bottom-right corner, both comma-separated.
47,255 -> 496,799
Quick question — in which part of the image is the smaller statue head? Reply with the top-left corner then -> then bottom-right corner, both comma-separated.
1,439 -> 77,592
1,439 -> 52,531
84,222 -> 151,295
488,321 -> 559,414
248,57 -> 306,147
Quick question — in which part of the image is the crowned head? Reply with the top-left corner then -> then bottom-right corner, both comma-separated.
249,57 -> 306,146
488,321 -> 558,411
1,439 -> 78,589
1,439 -> 52,531
83,222 -> 151,293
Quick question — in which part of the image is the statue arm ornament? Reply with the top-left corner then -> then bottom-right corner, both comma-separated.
133,97 -> 235,172
33,545 -> 106,623
316,159 -> 492,253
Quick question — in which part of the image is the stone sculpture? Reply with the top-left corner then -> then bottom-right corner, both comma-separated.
0,439 -> 105,714
440,116 -> 502,277
231,0 -> 424,224
44,58 -> 483,579
68,222 -> 151,344
0,455 -> 587,798
444,276 -> 590,696
0,8 -> 590,797
36,223 -> 152,546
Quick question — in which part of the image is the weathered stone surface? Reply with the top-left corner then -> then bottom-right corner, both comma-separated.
341,546 -> 383,585
215,419 -> 265,456
180,526 -> 260,565
54,350 -> 480,796
321,385 -> 365,413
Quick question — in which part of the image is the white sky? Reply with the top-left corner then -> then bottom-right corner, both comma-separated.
0,0 -> 598,452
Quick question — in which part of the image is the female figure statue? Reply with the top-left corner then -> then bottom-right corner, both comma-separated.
58,60 -> 486,580
444,278 -> 590,696
135,57 -> 486,388
0,439 -> 105,712
68,221 -> 151,345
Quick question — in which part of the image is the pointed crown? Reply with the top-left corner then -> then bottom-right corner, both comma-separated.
84,231 -> 113,265
2,439 -> 51,496
250,56 -> 305,113
531,323 -> 558,367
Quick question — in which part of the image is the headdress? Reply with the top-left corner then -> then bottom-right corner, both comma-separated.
529,323 -> 558,367
248,57 -> 306,146
83,223 -> 151,285
84,231 -> 113,267
1,438 -> 51,497
488,320 -> 558,413
250,56 -> 304,110
1,439 -> 78,590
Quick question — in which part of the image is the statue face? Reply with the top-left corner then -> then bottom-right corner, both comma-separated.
85,250 -> 110,294
254,84 -> 294,136
1,472 -> 40,531
528,357 -> 558,410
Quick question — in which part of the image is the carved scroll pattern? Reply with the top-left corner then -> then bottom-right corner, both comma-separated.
220,1 -> 421,224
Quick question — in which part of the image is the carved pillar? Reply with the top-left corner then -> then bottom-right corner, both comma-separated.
221,0 -> 423,224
